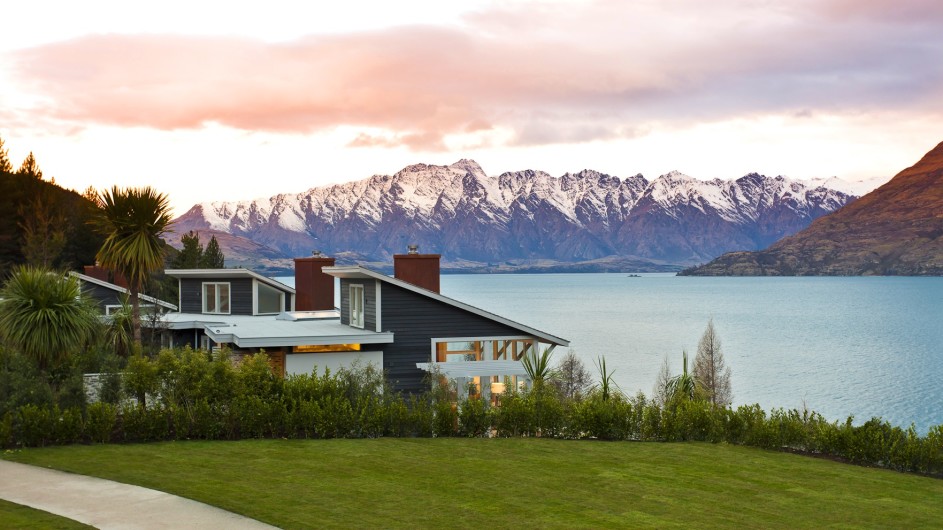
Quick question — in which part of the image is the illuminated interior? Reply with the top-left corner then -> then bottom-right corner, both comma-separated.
434,339 -> 536,404
292,343 -> 362,353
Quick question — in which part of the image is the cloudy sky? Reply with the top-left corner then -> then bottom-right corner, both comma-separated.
2,0 -> 941,216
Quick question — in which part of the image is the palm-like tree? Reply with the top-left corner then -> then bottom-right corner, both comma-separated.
666,350 -> 697,402
521,346 -> 555,389
0,266 -> 100,370
92,186 -> 172,345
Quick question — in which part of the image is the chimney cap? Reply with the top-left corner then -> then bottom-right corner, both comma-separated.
312,250 -> 322,257
407,244 -> 419,254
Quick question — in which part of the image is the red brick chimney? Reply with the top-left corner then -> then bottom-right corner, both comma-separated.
83,264 -> 128,288
294,251 -> 336,311
393,245 -> 440,293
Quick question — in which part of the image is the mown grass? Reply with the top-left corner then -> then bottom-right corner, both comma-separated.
0,499 -> 93,529
5,439 -> 943,528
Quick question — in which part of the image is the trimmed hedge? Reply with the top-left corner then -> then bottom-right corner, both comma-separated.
1,347 -> 942,477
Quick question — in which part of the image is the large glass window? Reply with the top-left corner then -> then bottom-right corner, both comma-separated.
257,282 -> 283,314
435,339 -> 535,363
203,282 -> 231,314
350,284 -> 364,328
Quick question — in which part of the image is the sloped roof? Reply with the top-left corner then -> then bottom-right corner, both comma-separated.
70,272 -> 177,311
323,266 -> 569,347
164,268 -> 295,294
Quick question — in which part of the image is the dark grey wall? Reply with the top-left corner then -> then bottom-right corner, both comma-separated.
378,282 -> 530,393
339,278 -> 377,330
81,283 -> 122,313
179,278 -> 254,315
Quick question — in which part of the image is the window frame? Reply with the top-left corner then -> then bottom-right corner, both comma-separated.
349,284 -> 365,329
254,279 -> 285,315
202,281 -> 232,315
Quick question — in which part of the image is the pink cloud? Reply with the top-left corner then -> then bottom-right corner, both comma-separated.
10,0 -> 943,149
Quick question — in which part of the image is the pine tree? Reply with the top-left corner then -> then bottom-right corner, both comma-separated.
201,235 -> 225,268
692,319 -> 732,406
0,136 -> 12,173
174,231 -> 204,269
19,192 -> 66,268
17,151 -> 43,179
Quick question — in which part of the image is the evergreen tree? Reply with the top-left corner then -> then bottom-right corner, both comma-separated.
174,231 -> 204,269
17,152 -> 43,179
692,319 -> 732,406
19,192 -> 66,268
201,235 -> 225,268
0,136 -> 12,173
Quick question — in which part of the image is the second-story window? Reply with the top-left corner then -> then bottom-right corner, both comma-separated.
203,282 -> 231,314
350,284 -> 364,328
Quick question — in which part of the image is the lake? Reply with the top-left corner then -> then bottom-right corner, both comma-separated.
440,274 -> 943,433
279,273 -> 943,432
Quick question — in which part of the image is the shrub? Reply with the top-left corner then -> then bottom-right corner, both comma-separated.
122,404 -> 170,442
85,402 -> 117,443
433,400 -> 458,437
0,412 -> 12,448
458,397 -> 492,437
124,354 -> 158,408
409,395 -> 435,438
572,393 -> 632,440
383,395 -> 413,438
52,406 -> 84,445
17,404 -> 53,447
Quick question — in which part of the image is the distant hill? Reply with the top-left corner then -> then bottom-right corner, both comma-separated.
680,141 -> 943,276
171,160 -> 858,272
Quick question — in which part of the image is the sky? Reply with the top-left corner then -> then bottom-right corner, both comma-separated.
1,0 -> 941,217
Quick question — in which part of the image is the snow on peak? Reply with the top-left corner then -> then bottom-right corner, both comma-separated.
179,161 -> 859,238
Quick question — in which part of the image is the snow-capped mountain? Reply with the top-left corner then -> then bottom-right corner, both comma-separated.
171,160 -> 857,267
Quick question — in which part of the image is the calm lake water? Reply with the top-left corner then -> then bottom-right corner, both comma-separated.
278,273 -> 942,432
439,274 -> 943,433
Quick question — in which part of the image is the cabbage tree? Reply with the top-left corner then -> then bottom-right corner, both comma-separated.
92,186 -> 172,345
0,266 -> 100,370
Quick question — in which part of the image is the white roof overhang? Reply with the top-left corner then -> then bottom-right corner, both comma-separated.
416,361 -> 529,378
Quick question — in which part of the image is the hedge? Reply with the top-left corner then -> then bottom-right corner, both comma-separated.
1,347 -> 941,478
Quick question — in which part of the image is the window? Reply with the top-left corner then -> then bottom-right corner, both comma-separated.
350,284 -> 364,328
203,282 -> 231,314
256,281 -> 284,314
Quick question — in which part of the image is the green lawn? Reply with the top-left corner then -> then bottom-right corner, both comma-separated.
5,439 -> 942,528
0,499 -> 93,529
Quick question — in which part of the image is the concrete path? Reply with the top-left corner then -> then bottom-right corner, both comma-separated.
0,460 -> 278,529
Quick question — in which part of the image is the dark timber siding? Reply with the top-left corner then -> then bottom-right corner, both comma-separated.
179,278 -> 254,315
339,279 -> 377,330
379,282 -> 531,393
81,283 -> 122,313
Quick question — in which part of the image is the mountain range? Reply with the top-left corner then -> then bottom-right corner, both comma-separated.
680,141 -> 943,276
171,160 -> 861,273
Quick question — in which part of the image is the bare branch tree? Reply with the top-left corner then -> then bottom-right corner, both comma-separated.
692,318 -> 732,406
652,353 -> 673,407
553,349 -> 591,400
